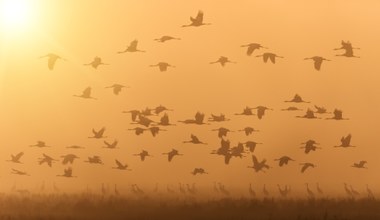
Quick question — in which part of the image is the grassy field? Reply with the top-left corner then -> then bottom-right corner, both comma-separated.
0,193 -> 379,220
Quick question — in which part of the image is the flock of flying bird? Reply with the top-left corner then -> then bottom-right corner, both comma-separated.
5,10 -> 371,197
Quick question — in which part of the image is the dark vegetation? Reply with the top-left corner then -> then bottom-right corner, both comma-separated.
0,193 -> 378,220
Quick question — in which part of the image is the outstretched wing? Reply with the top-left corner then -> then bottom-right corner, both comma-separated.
195,10 -> 204,22
314,59 -> 322,70
14,152 -> 24,161
251,155 -> 259,166
115,159 -> 123,168
129,40 -> 138,50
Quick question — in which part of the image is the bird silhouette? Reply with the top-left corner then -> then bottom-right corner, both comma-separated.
300,162 -> 316,173
235,106 -> 255,116
89,127 -> 106,139
150,62 -> 175,72
153,105 -> 173,115
352,160 -> 367,169
61,154 -> 79,165
208,114 -> 229,122
314,105 -> 329,114
38,153 -> 58,167
285,94 -> 310,103
158,113 -> 175,126
7,152 -> 24,163
128,127 -> 147,135
191,168 -> 208,175
11,168 -> 30,176
252,106 -> 273,119
296,109 -> 319,119
105,84 -> 128,95
211,138 -> 231,162
366,185 -> 375,199
256,52 -> 283,64
281,106 -> 303,111
230,143 -> 246,158
183,134 -> 207,145
133,150 -> 152,161
113,159 -> 131,170
84,56 -> 109,69
182,10 -> 211,27
179,112 -> 207,125
334,40 -> 360,58
334,134 -> 355,148
238,127 -> 259,136
218,183 -> 230,196
210,56 -> 236,66
122,110 -> 141,122
344,183 -> 353,197
149,126 -> 166,137
212,127 -> 232,138
350,185 -> 360,196
244,141 -> 262,153
57,167 -> 75,177
249,183 -> 256,197
278,184 -> 290,197
154,35 -> 181,42
305,183 -> 315,198
241,43 -> 267,56
84,156 -> 103,164
103,140 -> 118,149
187,183 -> 197,195
118,40 -> 145,53
300,140 -> 321,154
74,87 -> 96,99
326,109 -> 348,120
163,149 -> 183,162
66,145 -> 85,149
274,156 -> 295,167
30,141 -> 51,148
248,155 -> 270,173
133,115 -> 155,127
40,53 -> 66,70
304,56 -> 331,70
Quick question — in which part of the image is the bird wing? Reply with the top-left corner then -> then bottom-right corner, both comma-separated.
252,155 -> 259,166
159,64 -> 167,72
247,46 -> 255,56
301,164 -> 308,173
83,87 -> 92,97
168,153 -> 174,162
269,54 -> 275,64
48,56 -> 58,70
257,108 -> 265,119
113,86 -> 122,95
314,59 -> 322,70
115,159 -> 123,168
98,127 -> 106,136
14,152 -> 24,160
191,134 -> 199,142
129,40 -> 138,50
195,10 -> 204,22
62,156 -> 69,165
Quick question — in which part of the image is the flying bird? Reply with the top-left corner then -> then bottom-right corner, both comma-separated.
61,154 -> 79,165
84,156 -> 103,164
11,168 -> 30,176
113,160 -> 131,170
248,155 -> 270,173
300,140 -> 321,154
128,127 -> 147,135
7,152 -> 24,163
191,168 -> 208,175
274,156 -> 295,167
30,141 -> 51,148
182,10 -> 211,27
163,149 -> 183,162
351,160 -> 367,169
103,140 -> 118,149
285,94 -> 310,103
158,113 -> 175,126
238,127 -> 259,136
57,167 -> 75,177
296,109 -> 319,119
84,56 -> 109,69
153,105 -> 173,115
281,106 -> 302,111
314,105 -> 329,114
326,109 -> 348,120
241,43 -> 267,56
40,53 -> 66,70
105,84 -> 128,95
335,134 -> 355,148
122,110 -> 141,122
183,134 -> 207,145
150,62 -> 175,72
89,127 -> 107,139
38,154 -> 58,167
334,40 -> 360,58
74,87 -> 96,99
208,114 -> 229,122
133,150 -> 152,161
210,56 -> 236,67
154,35 -> 181,43
256,52 -> 283,64
149,126 -> 166,137
252,106 -> 273,119
212,127 -> 232,138
66,145 -> 85,149
304,56 -> 331,70
235,106 -> 255,116
179,112 -> 206,125
244,141 -> 262,153
118,40 -> 145,53
300,162 -> 316,173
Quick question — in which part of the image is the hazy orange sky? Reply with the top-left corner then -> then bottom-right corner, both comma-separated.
1,0 -> 380,196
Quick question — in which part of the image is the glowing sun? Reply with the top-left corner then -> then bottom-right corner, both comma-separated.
1,0 -> 33,31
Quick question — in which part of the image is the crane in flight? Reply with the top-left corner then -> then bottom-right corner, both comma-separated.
351,160 -> 367,169
326,109 -> 348,120
300,162 -> 316,173
179,112 -> 207,125
182,10 -> 211,27
274,156 -> 295,167
117,40 -> 145,53
235,106 -> 255,116
84,156 -> 103,164
133,150 -> 152,161
238,127 -> 259,136
105,84 -> 128,95
334,134 -> 355,148
158,113 -> 175,126
150,62 -> 175,72
61,154 -> 79,165
38,153 -> 58,167
74,87 -> 96,99
7,152 -> 24,163
304,56 -> 331,71
248,155 -> 270,173
11,168 -> 30,176
66,145 -> 85,149
252,106 -> 273,119
208,114 -> 229,122
57,167 -> 75,177
40,53 -> 66,70
84,56 -> 109,69
89,127 -> 107,139
154,35 -> 181,43
212,127 -> 233,138
210,56 -> 236,67
296,109 -> 319,119
285,94 -> 310,103
300,140 -> 321,154
256,52 -> 283,64
183,134 -> 207,145
191,168 -> 208,175
103,140 -> 118,149
244,141 -> 262,153
30,141 -> 51,148
113,160 -> 131,170
334,40 -> 360,58
163,149 -> 183,162
241,43 -> 267,56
